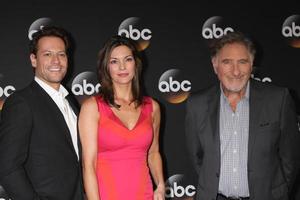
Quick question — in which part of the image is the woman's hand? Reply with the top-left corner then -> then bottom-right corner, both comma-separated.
153,184 -> 165,200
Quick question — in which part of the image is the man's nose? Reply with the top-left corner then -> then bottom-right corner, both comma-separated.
232,63 -> 241,76
51,54 -> 60,64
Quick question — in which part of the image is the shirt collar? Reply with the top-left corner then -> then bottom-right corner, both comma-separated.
34,76 -> 69,98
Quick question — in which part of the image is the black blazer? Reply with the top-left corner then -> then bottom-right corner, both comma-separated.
0,81 -> 84,200
185,80 -> 300,200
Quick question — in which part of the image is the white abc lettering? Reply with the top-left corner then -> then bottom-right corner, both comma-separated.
169,77 -> 181,92
118,29 -> 129,38
141,28 -> 152,40
173,182 -> 185,197
282,22 -> 300,37
118,25 -> 152,40
72,80 -> 101,95
158,78 -> 174,92
185,185 -> 196,196
224,27 -> 234,34
72,83 -> 83,95
165,182 -> 196,198
28,30 -> 38,40
181,80 -> 192,91
251,74 -> 272,83
158,81 -> 170,92
261,77 -> 272,82
159,77 -> 191,93
165,186 -> 173,198
0,85 -> 16,97
202,24 -> 234,39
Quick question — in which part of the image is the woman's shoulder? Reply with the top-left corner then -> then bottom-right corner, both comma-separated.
143,96 -> 152,104
82,96 -> 97,105
142,96 -> 160,113
86,95 -> 109,106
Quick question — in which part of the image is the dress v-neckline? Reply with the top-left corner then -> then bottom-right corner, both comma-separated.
108,105 -> 143,131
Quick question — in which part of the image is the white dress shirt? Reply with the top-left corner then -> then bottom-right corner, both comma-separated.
218,82 -> 250,197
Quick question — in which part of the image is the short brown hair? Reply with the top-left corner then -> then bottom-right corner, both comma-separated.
29,26 -> 70,55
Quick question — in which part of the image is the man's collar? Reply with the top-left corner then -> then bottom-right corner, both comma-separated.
34,76 -> 69,98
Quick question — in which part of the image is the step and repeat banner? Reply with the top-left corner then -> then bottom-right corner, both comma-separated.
1,1 -> 300,199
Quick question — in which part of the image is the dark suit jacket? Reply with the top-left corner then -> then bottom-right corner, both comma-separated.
185,80 -> 300,200
0,81 -> 84,200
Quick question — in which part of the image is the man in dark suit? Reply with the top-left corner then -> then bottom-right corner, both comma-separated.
185,32 -> 300,200
0,26 -> 84,200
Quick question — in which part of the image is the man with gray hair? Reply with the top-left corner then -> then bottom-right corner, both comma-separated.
185,31 -> 300,200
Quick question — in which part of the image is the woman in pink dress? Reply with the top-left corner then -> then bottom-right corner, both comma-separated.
79,35 -> 165,200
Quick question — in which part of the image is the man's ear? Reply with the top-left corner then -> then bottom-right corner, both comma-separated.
211,56 -> 218,74
30,54 -> 37,68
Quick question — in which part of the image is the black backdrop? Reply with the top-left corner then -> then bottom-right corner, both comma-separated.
1,1 -> 300,199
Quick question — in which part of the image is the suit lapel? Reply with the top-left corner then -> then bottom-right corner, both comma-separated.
31,81 -> 79,160
248,80 -> 264,162
207,85 -> 221,168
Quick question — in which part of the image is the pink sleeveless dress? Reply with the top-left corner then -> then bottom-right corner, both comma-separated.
95,96 -> 154,200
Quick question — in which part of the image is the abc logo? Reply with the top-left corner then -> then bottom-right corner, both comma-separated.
202,16 -> 234,39
118,17 -> 152,50
159,77 -> 191,93
158,69 -> 191,104
71,71 -> 101,104
72,79 -> 101,96
202,24 -> 234,39
0,85 -> 15,110
282,15 -> 300,48
165,174 -> 196,199
166,182 -> 196,198
118,25 -> 152,41
28,18 -> 54,40
0,85 -> 15,99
